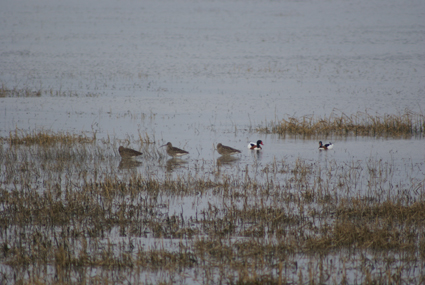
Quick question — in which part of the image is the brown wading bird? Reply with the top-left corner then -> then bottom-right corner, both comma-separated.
161,142 -> 189,158
118,146 -> 143,158
216,143 -> 241,156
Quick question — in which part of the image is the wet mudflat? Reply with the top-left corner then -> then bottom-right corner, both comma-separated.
1,0 -> 425,283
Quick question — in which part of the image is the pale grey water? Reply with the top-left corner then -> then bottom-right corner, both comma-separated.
0,0 -> 424,283
1,0 -> 424,171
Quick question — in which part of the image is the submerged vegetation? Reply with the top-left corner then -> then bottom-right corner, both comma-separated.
7,129 -> 97,146
0,84 -> 100,98
258,110 -> 425,138
0,84 -> 41,97
0,129 -> 424,284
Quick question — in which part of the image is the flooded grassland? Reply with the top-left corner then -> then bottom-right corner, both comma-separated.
1,0 -> 425,283
0,116 -> 424,284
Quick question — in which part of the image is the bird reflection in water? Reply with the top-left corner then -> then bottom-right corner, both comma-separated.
216,155 -> 240,166
118,158 -> 142,170
166,158 -> 188,172
249,148 -> 263,161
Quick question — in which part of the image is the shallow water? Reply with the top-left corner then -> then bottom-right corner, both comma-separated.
1,0 -> 424,283
1,0 -> 424,137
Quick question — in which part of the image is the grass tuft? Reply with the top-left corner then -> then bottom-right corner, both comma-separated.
258,110 -> 424,138
8,129 -> 96,146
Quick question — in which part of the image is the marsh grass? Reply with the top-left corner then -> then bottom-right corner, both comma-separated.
8,129 -> 96,146
0,84 -> 41,98
258,110 -> 425,138
0,83 -> 102,98
0,129 -> 424,284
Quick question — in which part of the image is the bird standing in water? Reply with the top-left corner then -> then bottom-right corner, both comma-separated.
118,146 -> 143,159
161,142 -> 189,157
216,143 -> 241,156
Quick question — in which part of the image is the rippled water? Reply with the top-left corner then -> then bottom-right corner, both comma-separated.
1,0 -> 424,138
1,0 -> 424,283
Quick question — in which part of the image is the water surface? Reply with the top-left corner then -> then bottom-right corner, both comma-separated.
0,0 -> 424,283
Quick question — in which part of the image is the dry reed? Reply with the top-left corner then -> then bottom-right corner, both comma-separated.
8,129 -> 96,146
258,110 -> 424,138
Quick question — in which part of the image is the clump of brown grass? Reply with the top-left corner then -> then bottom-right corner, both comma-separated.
258,110 -> 424,138
303,200 -> 425,252
8,129 -> 96,146
0,83 -> 101,97
0,84 -> 41,97
337,200 -> 425,223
